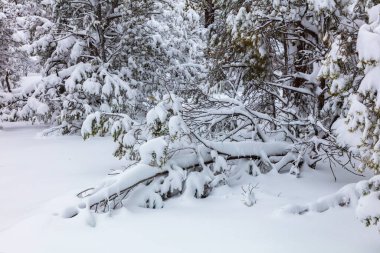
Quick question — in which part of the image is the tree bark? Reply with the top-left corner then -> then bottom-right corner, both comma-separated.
95,3 -> 106,62
5,71 -> 11,92
204,0 -> 214,28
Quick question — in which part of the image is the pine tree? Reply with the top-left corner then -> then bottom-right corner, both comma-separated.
0,1 -> 34,97
0,1 -> 47,124
202,0 -> 369,178
0,0 -> 51,122
76,0 -> 379,213
3,0 -> 205,134
345,4 -> 380,174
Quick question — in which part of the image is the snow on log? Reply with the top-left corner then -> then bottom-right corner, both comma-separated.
281,176 -> 380,231
201,139 -> 292,157
87,164 -> 162,211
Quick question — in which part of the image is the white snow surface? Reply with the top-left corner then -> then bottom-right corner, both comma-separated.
0,124 -> 379,253
0,123 -> 124,231
357,20 -> 380,63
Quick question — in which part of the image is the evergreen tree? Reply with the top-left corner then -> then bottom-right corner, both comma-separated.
76,1 -> 380,213
1,0 -> 379,234
2,0 -> 205,134
202,0 -> 369,178
345,4 -> 380,174
0,0 -> 51,122
0,0 -> 30,92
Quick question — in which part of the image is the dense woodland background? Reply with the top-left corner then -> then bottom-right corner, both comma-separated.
1,0 -> 380,233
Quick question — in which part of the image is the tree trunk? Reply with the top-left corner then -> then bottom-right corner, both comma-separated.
95,3 -> 106,62
204,0 -> 214,28
5,71 -> 11,92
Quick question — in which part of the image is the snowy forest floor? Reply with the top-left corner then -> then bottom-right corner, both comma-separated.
0,124 -> 379,253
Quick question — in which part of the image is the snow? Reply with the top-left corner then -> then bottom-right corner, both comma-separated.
27,97 -> 49,115
12,30 -> 29,43
147,103 -> 169,125
211,150 -> 228,173
0,125 -> 379,253
60,62 -> 93,92
122,132 -> 136,147
358,66 -> 380,108
356,176 -> 380,224
70,41 -> 84,61
139,137 -> 168,166
357,21 -> 380,63
83,78 -> 101,95
87,163 -> 160,206
168,115 -> 189,137
333,117 -> 362,148
18,74 -> 42,95
356,191 -> 380,222
2,1 -> 380,251
368,5 -> 380,24
56,36 -> 76,55
81,111 -> 101,137
0,74 -> 42,109
241,184 -> 257,207
281,183 -> 359,214
0,123 -> 124,231
308,0 -> 336,12
202,138 -> 292,157
184,171 -> 211,198
160,168 -> 185,194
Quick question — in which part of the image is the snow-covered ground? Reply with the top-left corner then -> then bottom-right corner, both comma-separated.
0,124 -> 379,253
0,123 -> 124,231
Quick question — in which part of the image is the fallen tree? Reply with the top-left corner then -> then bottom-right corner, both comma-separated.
77,94 -> 349,214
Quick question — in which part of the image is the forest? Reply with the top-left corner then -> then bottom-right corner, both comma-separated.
0,0 -> 380,252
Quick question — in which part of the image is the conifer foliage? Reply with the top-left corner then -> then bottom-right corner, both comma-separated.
346,5 -> 380,174
2,0 -> 205,133
0,0 -> 37,111
0,0 -> 380,234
